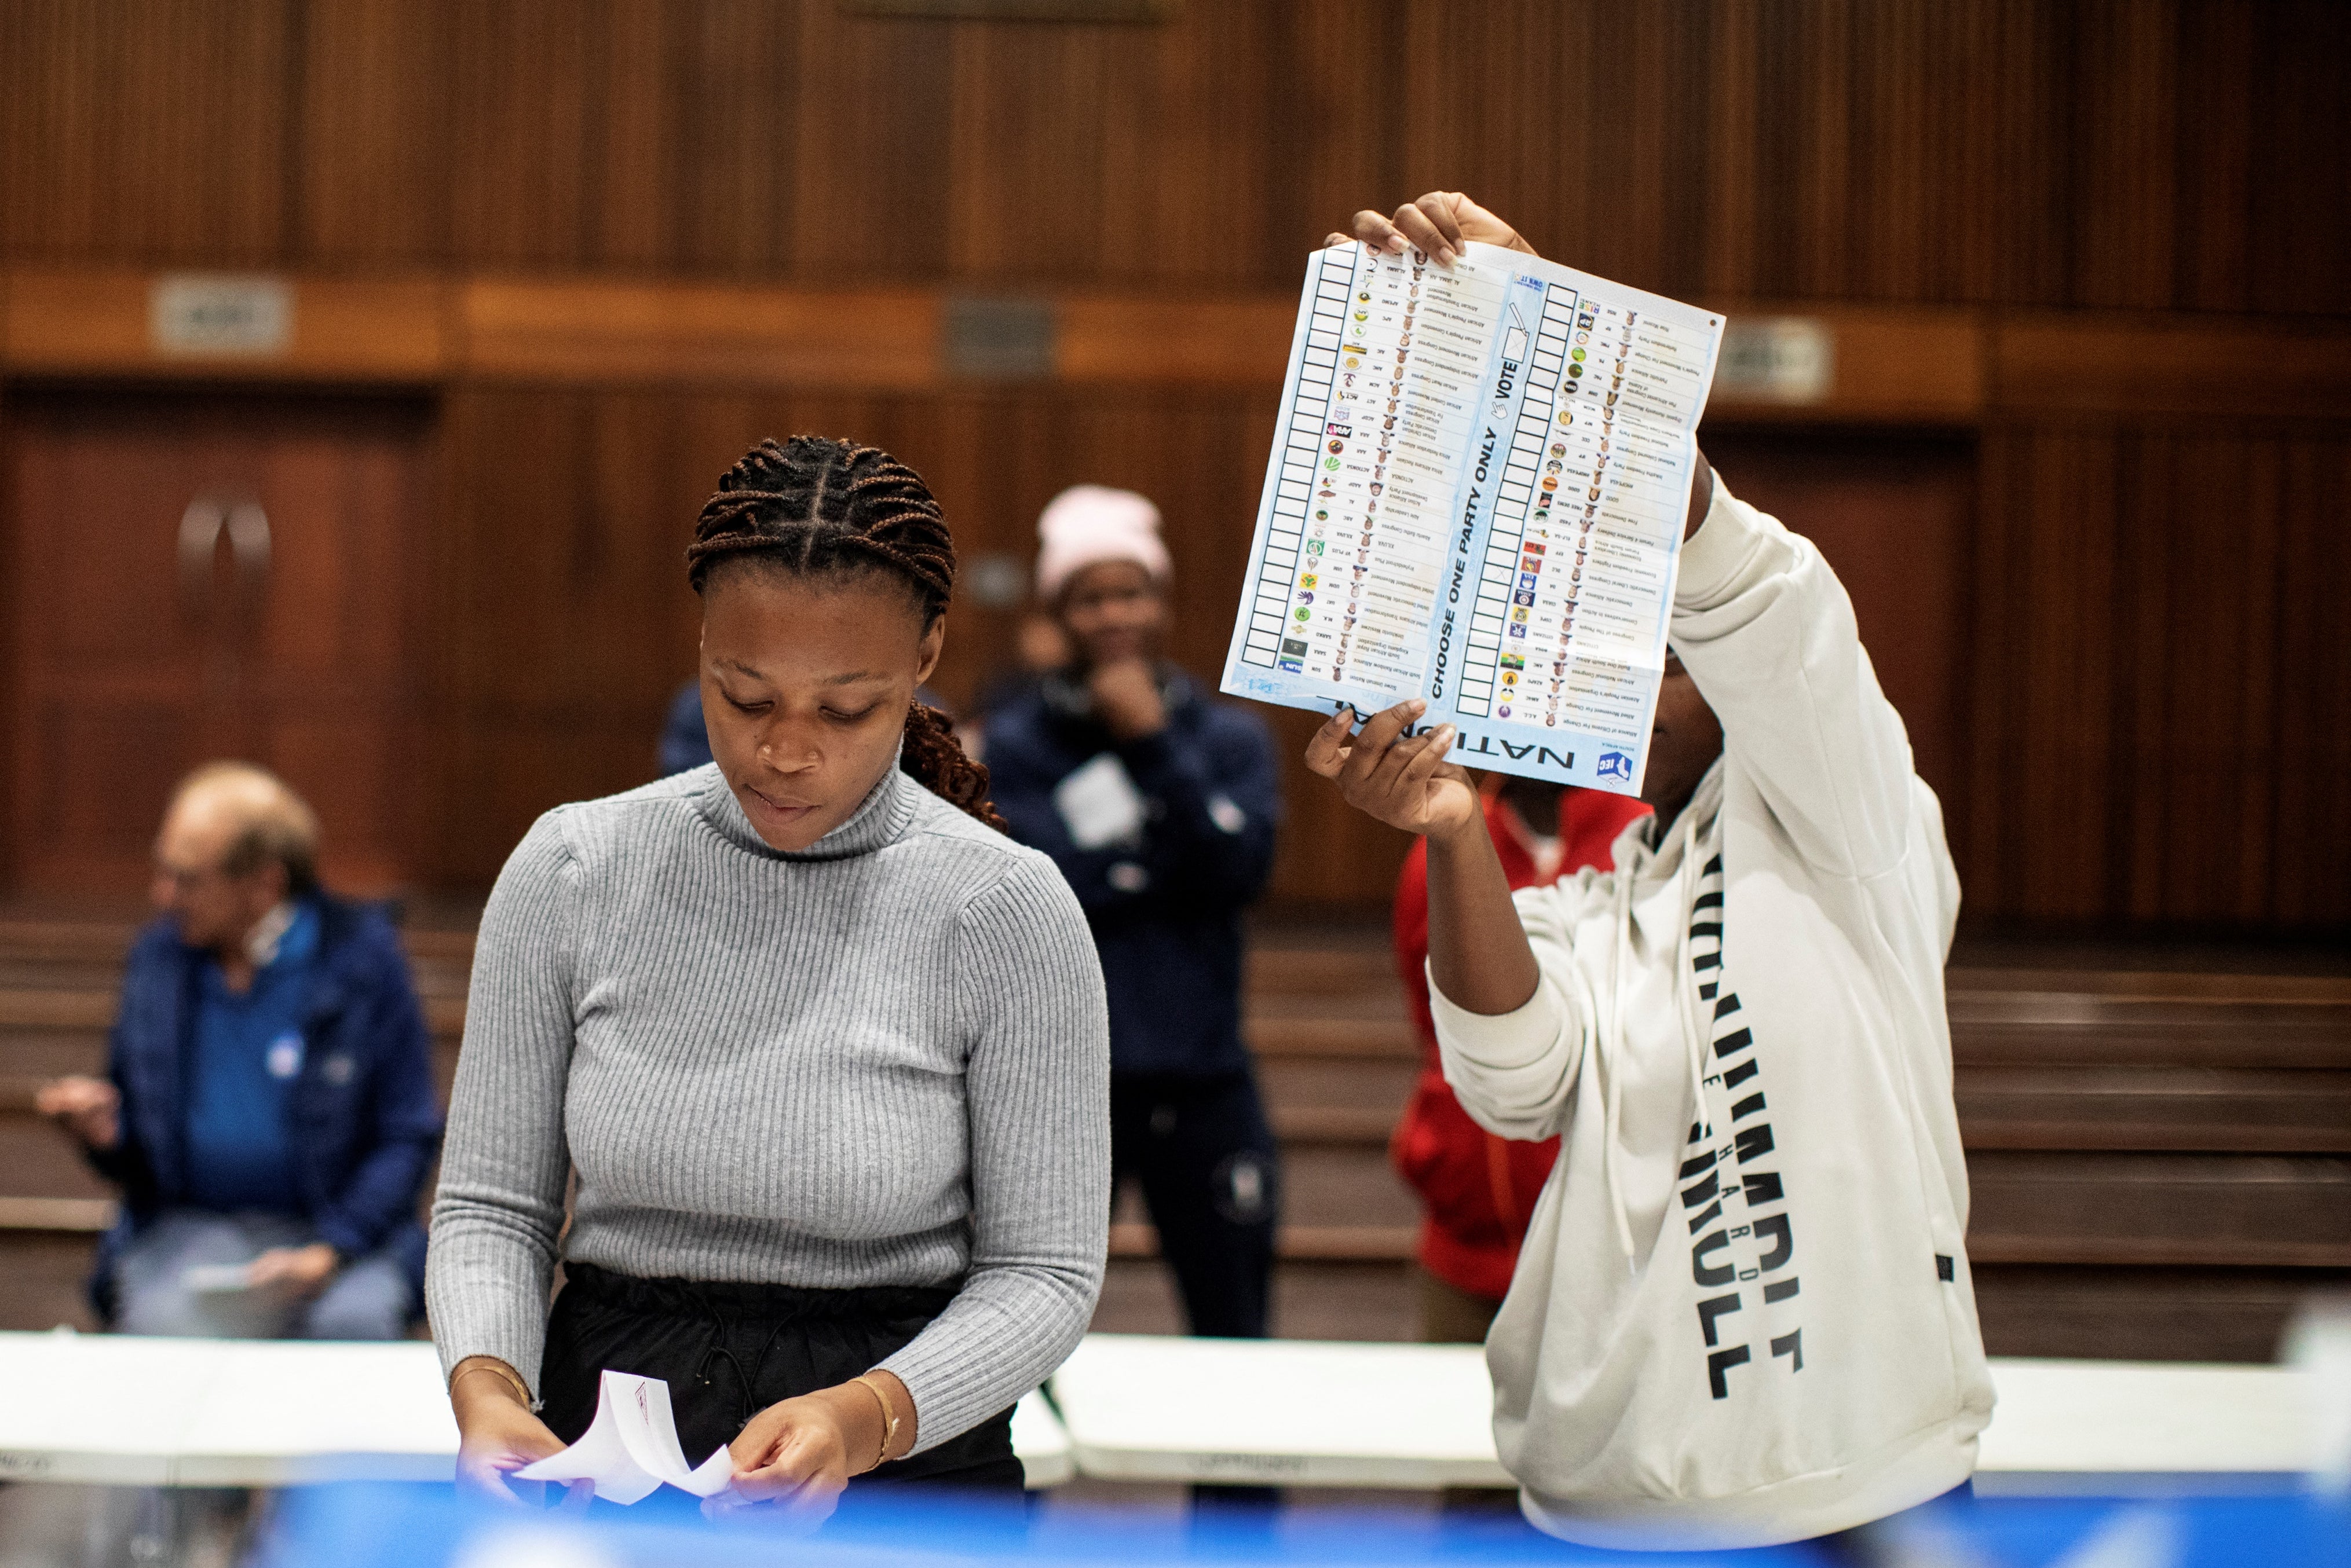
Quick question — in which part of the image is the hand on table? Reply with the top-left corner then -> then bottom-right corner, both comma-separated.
35,1075 -> 119,1149
1322,191 -> 1539,266
1088,659 -> 1167,742
1305,701 -> 1479,841
707,1372 -> 913,1529
450,1357 -> 582,1508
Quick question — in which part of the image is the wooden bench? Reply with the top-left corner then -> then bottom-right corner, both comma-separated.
2,912 -> 2343,1360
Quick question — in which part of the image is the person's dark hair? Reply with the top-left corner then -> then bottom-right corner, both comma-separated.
685,435 -> 1004,831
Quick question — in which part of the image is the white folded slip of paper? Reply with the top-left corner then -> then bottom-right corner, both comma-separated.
0,1332 -> 1073,1490
514,1370 -> 734,1504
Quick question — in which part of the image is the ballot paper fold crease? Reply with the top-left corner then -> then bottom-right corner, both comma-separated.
514,1369 -> 734,1505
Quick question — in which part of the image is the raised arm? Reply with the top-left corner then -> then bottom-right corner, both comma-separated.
1347,193 -> 1904,874
1304,705 -> 1584,1139
1306,701 -> 1533,1013
1672,476 -> 1918,878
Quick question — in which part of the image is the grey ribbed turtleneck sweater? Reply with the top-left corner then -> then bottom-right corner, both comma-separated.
426,762 -> 1110,1454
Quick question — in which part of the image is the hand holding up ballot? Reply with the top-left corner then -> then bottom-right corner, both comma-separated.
1304,698 -> 1477,840
1323,189 -> 1539,265
1326,194 -> 1716,541
1223,192 -> 1723,794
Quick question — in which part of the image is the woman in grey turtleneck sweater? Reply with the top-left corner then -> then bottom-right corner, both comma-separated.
429,436 -> 1109,1518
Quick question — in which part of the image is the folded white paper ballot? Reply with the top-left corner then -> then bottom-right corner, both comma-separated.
514,1369 -> 736,1504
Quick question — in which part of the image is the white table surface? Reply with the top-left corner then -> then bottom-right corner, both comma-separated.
0,1331 -> 2308,1495
0,1333 -> 458,1486
1973,1357 -> 2316,1480
1047,1333 -> 2324,1489
0,1332 -> 1073,1490
1050,1336 -> 1511,1488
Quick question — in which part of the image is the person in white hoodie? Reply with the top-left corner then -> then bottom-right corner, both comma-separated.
1305,193 -> 1994,1551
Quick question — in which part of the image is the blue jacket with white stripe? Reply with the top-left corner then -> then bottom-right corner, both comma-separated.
85,899 -> 443,1320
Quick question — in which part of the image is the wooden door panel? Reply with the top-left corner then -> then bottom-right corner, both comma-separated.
6,391 -> 431,897
265,714 -> 409,892
23,701 -> 201,882
12,424 -> 210,669
250,430 -> 416,677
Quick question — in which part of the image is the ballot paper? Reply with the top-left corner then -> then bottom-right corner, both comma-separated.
514,1369 -> 734,1505
1219,241 -> 1723,794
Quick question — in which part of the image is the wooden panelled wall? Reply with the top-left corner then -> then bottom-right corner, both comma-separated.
2,0 -> 2348,928
425,386 -> 1348,888
5,0 -> 2344,307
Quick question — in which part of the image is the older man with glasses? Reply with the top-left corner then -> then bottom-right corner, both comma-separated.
36,763 -> 441,1340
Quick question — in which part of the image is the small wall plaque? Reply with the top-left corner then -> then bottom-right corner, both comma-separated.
946,297 -> 1056,381
1716,317 -> 1834,404
150,274 -> 294,357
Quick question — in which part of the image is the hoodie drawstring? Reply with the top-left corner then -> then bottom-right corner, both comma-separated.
1670,814 -> 1710,1153
1599,812 -> 1709,1276
1601,867 -> 1637,1270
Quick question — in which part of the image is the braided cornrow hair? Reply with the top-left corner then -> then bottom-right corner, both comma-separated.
686,435 -> 1006,831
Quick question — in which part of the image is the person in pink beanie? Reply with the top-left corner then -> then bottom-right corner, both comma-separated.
983,485 -> 1285,1343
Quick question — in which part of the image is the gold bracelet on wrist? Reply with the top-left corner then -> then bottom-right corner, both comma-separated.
452,1361 -> 532,1409
850,1374 -> 899,1474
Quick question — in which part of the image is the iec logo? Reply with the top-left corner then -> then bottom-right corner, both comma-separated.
1596,750 -> 1634,782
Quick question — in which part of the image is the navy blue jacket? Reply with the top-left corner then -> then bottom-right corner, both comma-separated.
86,899 -> 444,1320
659,680 -> 715,776
984,669 -> 1279,1077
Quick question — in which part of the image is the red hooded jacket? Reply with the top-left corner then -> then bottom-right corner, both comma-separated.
1390,784 -> 1651,1300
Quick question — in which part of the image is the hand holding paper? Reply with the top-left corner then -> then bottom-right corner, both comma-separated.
1304,699 -> 1478,840
1336,190 -> 1540,266
515,1370 -> 736,1505
1222,208 -> 1723,797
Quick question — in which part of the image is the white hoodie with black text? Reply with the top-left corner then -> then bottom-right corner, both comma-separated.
1431,477 -> 1994,1550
